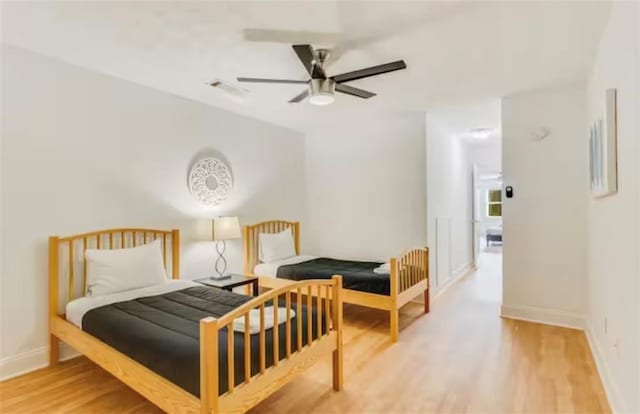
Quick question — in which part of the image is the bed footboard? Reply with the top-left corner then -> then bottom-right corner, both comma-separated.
389,247 -> 429,341
200,275 -> 343,414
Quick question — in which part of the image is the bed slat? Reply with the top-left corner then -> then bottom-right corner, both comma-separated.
324,286 -> 331,333
285,292 -> 292,358
273,296 -> 279,366
296,288 -> 302,351
68,240 -> 74,300
227,324 -> 234,392
244,314 -> 251,383
259,303 -> 266,374
306,286 -> 312,346
316,285 -> 322,339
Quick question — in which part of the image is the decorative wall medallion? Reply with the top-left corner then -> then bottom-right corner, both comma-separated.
188,158 -> 233,206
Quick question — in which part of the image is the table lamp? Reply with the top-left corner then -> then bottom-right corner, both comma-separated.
211,216 -> 241,280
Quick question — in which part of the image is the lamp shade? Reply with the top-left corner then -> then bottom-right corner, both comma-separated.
212,217 -> 241,241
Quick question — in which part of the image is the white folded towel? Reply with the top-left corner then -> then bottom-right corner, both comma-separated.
373,262 -> 391,275
233,306 -> 296,334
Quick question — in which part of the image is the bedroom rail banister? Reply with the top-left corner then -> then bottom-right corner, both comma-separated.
200,316 -> 219,414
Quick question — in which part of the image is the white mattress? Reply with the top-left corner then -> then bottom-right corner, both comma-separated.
254,255 -> 317,277
65,279 -> 199,328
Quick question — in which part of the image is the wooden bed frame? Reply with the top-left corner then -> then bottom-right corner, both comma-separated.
49,228 -> 343,414
243,220 -> 429,342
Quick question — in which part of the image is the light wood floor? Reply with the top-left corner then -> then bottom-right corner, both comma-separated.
0,251 -> 609,413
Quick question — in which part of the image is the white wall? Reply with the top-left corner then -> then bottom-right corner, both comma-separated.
425,115 -> 474,291
304,111 -> 427,261
501,84 -> 587,328
468,141 -> 502,175
0,46 -> 307,378
585,2 -> 640,412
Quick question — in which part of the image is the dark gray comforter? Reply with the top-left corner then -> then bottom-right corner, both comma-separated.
277,258 -> 389,295
82,286 -> 320,397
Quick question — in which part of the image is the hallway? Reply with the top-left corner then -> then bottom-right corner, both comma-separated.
1,263 -> 609,413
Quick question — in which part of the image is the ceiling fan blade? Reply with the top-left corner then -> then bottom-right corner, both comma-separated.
237,77 -> 308,84
332,60 -> 406,83
335,83 -> 376,99
292,44 -> 326,79
288,88 -> 310,103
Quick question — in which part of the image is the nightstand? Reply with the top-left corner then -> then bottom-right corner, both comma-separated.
195,274 -> 259,296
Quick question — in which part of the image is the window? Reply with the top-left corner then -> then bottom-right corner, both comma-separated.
487,189 -> 502,217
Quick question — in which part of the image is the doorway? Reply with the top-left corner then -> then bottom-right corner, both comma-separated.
471,166 -> 503,299
425,99 -> 502,300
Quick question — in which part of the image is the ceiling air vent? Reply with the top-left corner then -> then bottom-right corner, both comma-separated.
208,79 -> 250,103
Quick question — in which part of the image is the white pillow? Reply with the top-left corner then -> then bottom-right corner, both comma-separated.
85,239 -> 167,297
259,228 -> 296,263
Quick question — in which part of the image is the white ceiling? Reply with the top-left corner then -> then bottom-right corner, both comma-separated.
1,1 -> 610,133
428,98 -> 502,174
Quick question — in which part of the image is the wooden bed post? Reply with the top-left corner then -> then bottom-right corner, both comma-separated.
331,275 -> 343,391
424,247 -> 430,314
48,236 -> 60,367
243,225 -> 250,274
293,221 -> 300,255
389,258 -> 399,342
200,317 -> 219,414
171,229 -> 180,280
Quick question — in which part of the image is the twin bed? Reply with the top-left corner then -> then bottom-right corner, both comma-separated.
48,222 -> 428,413
244,220 -> 430,341
49,228 -> 343,414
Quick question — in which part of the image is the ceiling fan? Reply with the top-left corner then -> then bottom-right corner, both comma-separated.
237,44 -> 407,106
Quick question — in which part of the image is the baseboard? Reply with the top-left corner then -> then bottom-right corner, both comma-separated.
500,304 -> 585,330
585,324 -> 625,413
0,342 -> 79,381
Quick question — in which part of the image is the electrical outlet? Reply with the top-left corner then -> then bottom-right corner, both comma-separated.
604,317 -> 608,335
614,337 -> 620,359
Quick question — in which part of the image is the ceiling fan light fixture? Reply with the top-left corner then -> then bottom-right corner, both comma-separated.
309,79 -> 335,106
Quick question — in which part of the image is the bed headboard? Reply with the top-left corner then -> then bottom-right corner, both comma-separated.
243,220 -> 300,275
49,228 -> 180,316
